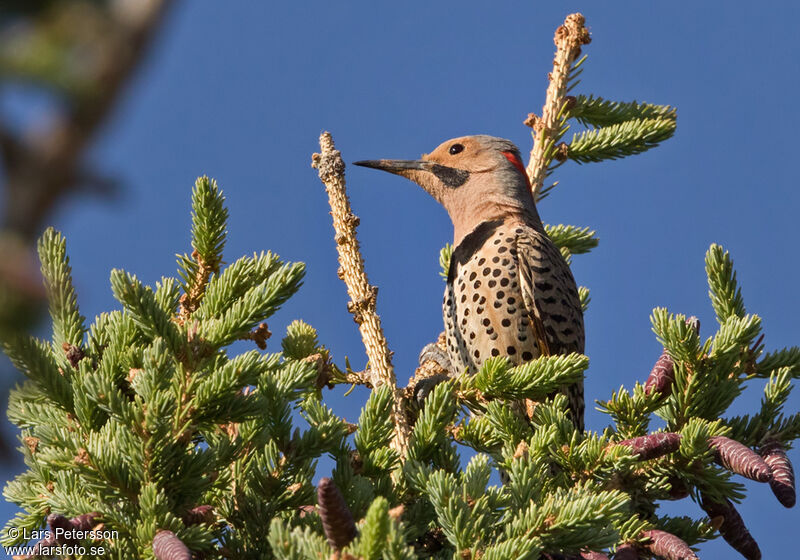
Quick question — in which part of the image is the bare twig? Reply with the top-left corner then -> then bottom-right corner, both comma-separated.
525,13 -> 590,200
312,131 -> 410,457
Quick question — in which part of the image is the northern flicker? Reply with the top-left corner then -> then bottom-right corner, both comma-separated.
354,135 -> 585,429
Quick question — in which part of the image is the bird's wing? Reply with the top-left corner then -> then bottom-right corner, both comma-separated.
515,227 -> 586,428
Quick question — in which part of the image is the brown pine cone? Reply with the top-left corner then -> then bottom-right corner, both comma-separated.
153,530 -> 191,560
317,477 -> 357,550
759,440 -> 796,508
709,436 -> 771,482
642,529 -> 698,560
699,493 -> 760,560
618,432 -> 681,461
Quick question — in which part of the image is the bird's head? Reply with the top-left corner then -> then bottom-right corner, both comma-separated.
354,135 -> 540,245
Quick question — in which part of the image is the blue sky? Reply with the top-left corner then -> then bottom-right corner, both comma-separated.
3,2 -> 800,557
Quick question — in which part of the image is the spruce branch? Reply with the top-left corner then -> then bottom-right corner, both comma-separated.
567,117 -> 676,164
37,227 -> 86,353
526,13 -> 591,200
570,95 -> 677,128
545,224 -> 599,263
312,131 -> 410,457
3,335 -> 73,412
439,243 -> 453,279
705,244 -> 746,323
474,354 -> 589,400
178,176 -> 229,321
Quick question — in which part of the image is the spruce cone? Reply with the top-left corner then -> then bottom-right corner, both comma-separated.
70,512 -> 100,531
183,505 -> 215,525
613,544 -> 639,560
580,551 -> 610,560
642,529 -> 698,560
666,476 -> 690,500
46,514 -> 79,545
644,318 -> 697,397
709,436 -> 771,482
644,350 -> 675,396
759,441 -> 796,508
618,432 -> 681,460
317,477 -> 357,550
153,530 -> 191,560
26,512 -> 102,555
700,493 -> 761,560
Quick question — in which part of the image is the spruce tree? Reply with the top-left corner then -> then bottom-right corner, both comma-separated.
3,12 -> 797,560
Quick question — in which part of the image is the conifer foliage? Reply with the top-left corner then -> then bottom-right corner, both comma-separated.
3,179 -> 798,560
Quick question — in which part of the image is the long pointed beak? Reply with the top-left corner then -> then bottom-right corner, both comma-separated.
352,159 -> 431,174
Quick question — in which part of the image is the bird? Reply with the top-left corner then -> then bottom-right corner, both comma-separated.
354,135 -> 585,430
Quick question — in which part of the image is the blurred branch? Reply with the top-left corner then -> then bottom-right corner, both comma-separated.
0,0 -> 175,239
0,0 -> 176,461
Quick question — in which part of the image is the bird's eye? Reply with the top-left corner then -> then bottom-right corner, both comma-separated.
449,143 -> 464,155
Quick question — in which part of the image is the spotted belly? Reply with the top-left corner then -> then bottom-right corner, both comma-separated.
443,225 -> 539,373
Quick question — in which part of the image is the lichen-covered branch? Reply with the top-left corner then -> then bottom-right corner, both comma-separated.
312,131 -> 410,456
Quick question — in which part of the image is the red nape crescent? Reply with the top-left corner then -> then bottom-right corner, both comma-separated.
501,150 -> 532,191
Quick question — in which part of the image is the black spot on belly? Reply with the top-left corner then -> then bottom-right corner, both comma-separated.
522,351 -> 533,360
507,346 -> 517,355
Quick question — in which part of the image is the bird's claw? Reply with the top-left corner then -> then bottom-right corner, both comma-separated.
418,342 -> 452,372
412,374 -> 451,407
